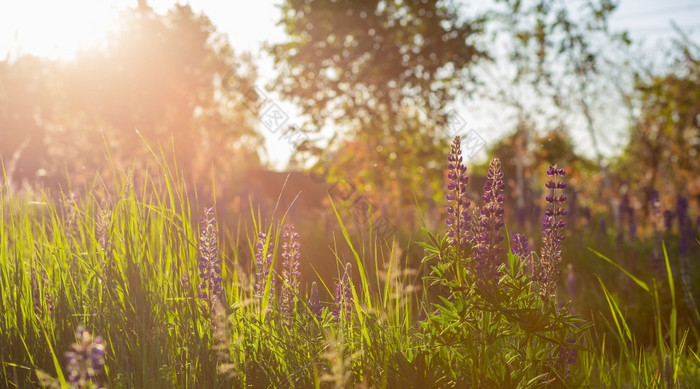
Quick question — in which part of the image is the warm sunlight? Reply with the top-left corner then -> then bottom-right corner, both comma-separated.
0,0 -> 121,60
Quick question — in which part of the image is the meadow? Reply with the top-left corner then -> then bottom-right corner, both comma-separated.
1,136 -> 699,388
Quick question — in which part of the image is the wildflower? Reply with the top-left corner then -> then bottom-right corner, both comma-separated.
254,231 -> 274,300
198,207 -> 222,315
445,136 -> 471,249
64,326 -> 106,389
512,233 -> 530,262
308,281 -> 322,320
677,196 -> 695,256
538,165 -> 567,298
280,225 -> 301,322
556,337 -> 577,380
334,263 -> 353,320
473,158 -> 505,280
663,210 -> 675,233
618,192 -> 636,241
676,196 -> 689,229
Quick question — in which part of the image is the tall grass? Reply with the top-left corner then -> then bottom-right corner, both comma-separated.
0,139 -> 698,388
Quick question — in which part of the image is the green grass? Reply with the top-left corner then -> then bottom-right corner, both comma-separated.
0,163 -> 698,388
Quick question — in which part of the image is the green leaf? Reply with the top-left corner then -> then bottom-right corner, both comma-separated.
588,248 -> 649,292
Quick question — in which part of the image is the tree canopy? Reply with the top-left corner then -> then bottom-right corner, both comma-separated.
269,0 -> 487,221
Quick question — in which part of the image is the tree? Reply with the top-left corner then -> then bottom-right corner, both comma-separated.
269,0 -> 487,223
618,33 -> 700,205
480,0 -> 625,219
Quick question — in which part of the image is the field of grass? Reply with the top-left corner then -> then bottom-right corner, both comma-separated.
1,138 -> 699,388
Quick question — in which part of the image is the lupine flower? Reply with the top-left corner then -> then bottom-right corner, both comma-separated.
280,225 -> 302,322
473,158 -> 505,280
333,263 -> 353,320
254,231 -> 275,300
64,326 -> 106,389
538,165 -> 567,298
676,196 -> 689,229
512,233 -> 530,262
597,218 -> 607,242
198,207 -> 222,315
445,136 -> 471,249
617,192 -> 631,235
308,281 -> 322,320
663,210 -> 675,233
557,337 -> 577,380
676,196 -> 695,256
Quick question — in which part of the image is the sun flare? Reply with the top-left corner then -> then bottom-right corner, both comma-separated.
0,0 -> 122,60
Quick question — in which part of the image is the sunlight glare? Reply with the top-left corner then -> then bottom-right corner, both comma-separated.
0,0 -> 121,60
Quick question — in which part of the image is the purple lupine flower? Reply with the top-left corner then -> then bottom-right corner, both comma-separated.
445,136 -> 471,249
538,165 -> 567,298
676,196 -> 689,229
663,210 -> 675,233
618,192 -> 630,231
333,263 -> 353,320
308,281 -> 322,320
473,158 -> 505,280
676,196 -> 695,256
281,225 -> 302,322
254,231 -> 275,300
64,326 -> 106,389
512,233 -> 530,261
198,207 -> 222,315
556,336 -> 577,380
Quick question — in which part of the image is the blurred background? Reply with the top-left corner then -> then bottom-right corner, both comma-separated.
0,0 -> 699,342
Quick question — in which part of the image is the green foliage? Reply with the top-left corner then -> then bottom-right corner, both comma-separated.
0,162 -> 698,388
617,34 -> 700,197
419,230 -> 586,387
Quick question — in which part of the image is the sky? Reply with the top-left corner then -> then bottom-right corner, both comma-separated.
0,0 -> 699,169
